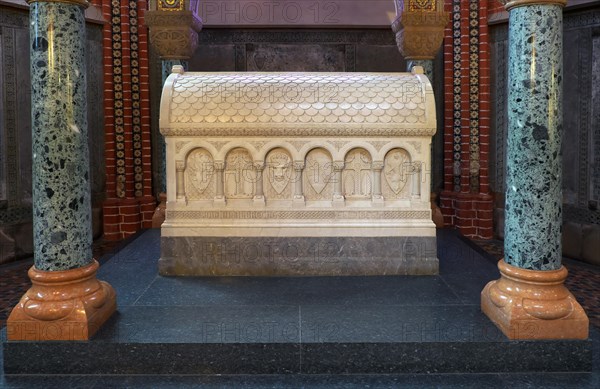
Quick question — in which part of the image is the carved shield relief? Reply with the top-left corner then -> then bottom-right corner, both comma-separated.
304,148 -> 334,200
265,148 -> 292,198
185,148 -> 214,199
383,148 -> 411,198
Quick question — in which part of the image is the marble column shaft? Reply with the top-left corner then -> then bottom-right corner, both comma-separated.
504,3 -> 564,271
30,0 -> 92,271
254,164 -> 264,197
293,164 -> 304,198
333,163 -> 344,197
215,162 -> 225,198
175,161 -> 185,199
372,163 -> 383,198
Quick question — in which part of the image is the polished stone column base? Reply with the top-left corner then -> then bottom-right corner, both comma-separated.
6,260 -> 116,341
481,259 -> 588,340
152,192 -> 167,228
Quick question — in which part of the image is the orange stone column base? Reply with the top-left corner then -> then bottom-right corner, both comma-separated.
6,260 -> 116,341
152,192 -> 167,228
481,259 -> 589,340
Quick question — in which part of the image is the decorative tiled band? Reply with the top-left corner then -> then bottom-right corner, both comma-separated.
2,28 -> 19,206
129,0 -> 143,198
111,0 -> 126,198
469,0 -> 480,193
452,0 -> 461,192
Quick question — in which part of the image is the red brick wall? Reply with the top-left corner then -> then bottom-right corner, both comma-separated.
93,0 -> 501,241
98,0 -> 155,241
488,0 -> 506,15
440,0 -> 494,239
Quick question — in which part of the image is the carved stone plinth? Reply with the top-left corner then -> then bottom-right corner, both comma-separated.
145,10 -> 202,60
481,260 -> 589,340
6,260 -> 116,341
391,11 -> 450,60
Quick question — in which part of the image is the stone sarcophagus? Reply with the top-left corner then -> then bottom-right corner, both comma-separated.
159,66 -> 438,276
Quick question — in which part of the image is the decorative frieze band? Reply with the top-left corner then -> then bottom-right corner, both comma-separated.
167,210 -> 431,220
161,126 -> 436,137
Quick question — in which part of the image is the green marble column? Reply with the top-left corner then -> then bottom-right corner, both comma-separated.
482,0 -> 587,340
29,0 -> 92,271
6,0 -> 116,341
504,1 -> 566,271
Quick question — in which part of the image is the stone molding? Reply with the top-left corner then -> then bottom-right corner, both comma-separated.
162,126 -> 436,138
198,30 -> 397,45
167,209 -> 431,220
27,0 -> 88,7
503,0 -> 567,11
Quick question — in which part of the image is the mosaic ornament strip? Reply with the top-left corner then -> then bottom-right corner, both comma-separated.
111,0 -> 126,198
469,0 -> 480,193
408,0 -> 436,12
129,0 -> 143,198
452,0 -> 461,192
2,27 -> 19,205
158,0 -> 184,11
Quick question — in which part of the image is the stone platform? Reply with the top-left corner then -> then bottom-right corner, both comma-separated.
2,229 -> 596,378
159,236 -> 438,276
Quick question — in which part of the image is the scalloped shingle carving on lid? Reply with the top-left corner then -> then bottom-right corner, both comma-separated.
160,70 -> 436,136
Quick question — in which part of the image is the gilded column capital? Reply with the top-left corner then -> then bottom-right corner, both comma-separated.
28,0 -> 89,7
391,2 -> 450,61
145,8 -> 203,60
502,0 -> 567,11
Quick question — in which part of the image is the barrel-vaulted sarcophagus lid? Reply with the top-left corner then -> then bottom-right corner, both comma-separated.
160,67 -> 436,137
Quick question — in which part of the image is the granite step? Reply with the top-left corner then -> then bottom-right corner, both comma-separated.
2,229 -> 595,375
2,302 -> 594,375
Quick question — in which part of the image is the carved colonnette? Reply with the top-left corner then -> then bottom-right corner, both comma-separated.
159,67 -> 438,275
